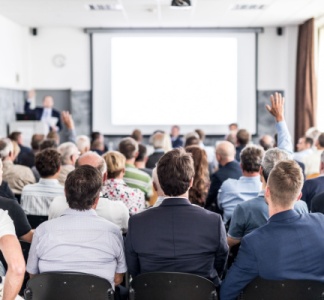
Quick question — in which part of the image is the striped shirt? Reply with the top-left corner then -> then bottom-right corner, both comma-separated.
21,178 -> 64,216
124,164 -> 153,200
26,208 -> 127,287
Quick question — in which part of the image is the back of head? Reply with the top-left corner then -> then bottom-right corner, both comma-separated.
195,129 -> 205,142
131,129 -> 142,142
31,134 -> 45,151
136,144 -> 147,162
259,135 -> 274,151
236,129 -> 250,146
267,160 -> 303,208
0,138 -> 13,159
91,132 -> 102,144
8,131 -> 21,143
185,145 -> 208,176
75,151 -> 107,176
40,139 -> 58,150
103,151 -> 125,179
157,148 -> 195,197
305,137 -> 314,147
152,132 -> 165,149
11,141 -> 20,159
118,137 -> 138,160
216,141 -> 236,160
184,132 -> 200,147
317,133 -> 324,148
57,142 -> 78,165
35,149 -> 61,178
65,165 -> 102,211
76,135 -> 90,154
240,145 -> 264,173
47,131 -> 60,145
261,148 -> 292,182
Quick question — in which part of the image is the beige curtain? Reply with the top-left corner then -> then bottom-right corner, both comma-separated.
295,18 -> 317,147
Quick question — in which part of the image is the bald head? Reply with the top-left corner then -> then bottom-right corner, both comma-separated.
216,141 -> 236,166
259,135 -> 274,151
75,151 -> 107,177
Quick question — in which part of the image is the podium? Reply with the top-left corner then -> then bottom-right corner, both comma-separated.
9,121 -> 49,146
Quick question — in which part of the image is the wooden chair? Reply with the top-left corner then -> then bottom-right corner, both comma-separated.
129,272 -> 217,300
24,272 -> 114,300
238,276 -> 324,300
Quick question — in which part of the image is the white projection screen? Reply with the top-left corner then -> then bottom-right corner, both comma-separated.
92,30 -> 257,135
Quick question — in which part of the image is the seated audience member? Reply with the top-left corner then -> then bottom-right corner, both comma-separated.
8,131 -> 32,165
301,151 -> 324,210
119,137 -> 153,200
91,131 -> 108,155
303,132 -> 324,178
125,148 -> 228,286
225,123 -> 238,146
48,152 -> 129,233
221,160 -> 324,300
170,125 -> 183,148
227,148 -> 308,248
205,141 -> 242,213
146,132 -> 165,169
184,132 -> 200,148
21,149 -> 64,216
311,191 -> 324,214
151,167 -> 165,207
46,131 -> 60,146
0,210 -> 25,298
161,132 -> 172,153
185,145 -> 210,207
218,145 -> 264,225
76,135 -> 90,155
258,135 -> 274,151
235,129 -> 250,162
19,134 -> 45,168
60,111 -> 76,143
293,136 -> 313,162
135,144 -> 152,177
56,142 -> 79,185
27,166 -> 127,292
102,151 -> 145,215
0,180 -> 15,201
0,138 -> 35,194
131,129 -> 143,143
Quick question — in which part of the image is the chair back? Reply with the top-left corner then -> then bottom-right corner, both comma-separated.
24,272 -> 114,300
239,277 -> 324,300
26,215 -> 48,229
129,272 -> 217,300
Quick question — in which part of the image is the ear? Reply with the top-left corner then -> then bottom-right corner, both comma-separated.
265,185 -> 271,198
134,151 -> 139,159
92,194 -> 100,209
189,177 -> 194,188
296,192 -> 302,201
153,181 -> 158,192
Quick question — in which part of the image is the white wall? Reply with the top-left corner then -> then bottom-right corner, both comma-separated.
0,15 -> 30,89
29,28 -> 90,90
258,26 -> 298,141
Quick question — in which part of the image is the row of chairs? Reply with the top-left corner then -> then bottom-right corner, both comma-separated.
24,272 -> 324,300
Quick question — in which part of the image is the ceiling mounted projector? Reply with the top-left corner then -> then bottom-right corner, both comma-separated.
171,0 -> 191,7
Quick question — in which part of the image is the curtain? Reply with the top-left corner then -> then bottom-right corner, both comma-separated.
295,18 -> 317,147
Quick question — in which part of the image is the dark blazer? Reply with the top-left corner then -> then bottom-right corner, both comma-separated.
311,191 -> 324,214
301,176 -> 324,210
205,160 -> 242,212
221,210 -> 324,300
146,151 -> 165,169
125,198 -> 228,286
171,136 -> 183,148
24,101 -> 61,130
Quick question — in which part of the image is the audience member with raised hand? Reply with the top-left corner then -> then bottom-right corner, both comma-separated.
0,210 -> 25,300
21,149 -> 64,216
185,145 -> 210,207
27,165 -> 127,294
0,138 -> 35,195
48,151 -> 129,233
102,151 -> 145,215
61,111 -> 76,143
221,160 -> 324,300
125,148 -> 228,287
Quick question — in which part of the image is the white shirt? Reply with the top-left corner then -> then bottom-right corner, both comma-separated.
0,210 -> 15,238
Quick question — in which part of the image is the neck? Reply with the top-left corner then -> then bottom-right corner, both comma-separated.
165,191 -> 188,198
268,204 -> 294,218
135,161 -> 145,169
242,171 -> 259,177
220,157 -> 234,167
126,158 -> 135,165
42,175 -> 58,180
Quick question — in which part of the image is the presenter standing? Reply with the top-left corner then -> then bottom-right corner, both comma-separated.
24,90 -> 61,131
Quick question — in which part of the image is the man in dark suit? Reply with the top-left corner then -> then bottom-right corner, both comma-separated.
205,141 -> 242,213
125,148 -> 228,286
221,160 -> 324,300
170,125 -> 183,148
24,94 -> 61,131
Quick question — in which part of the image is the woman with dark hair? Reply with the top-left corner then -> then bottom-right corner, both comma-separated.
185,145 -> 210,207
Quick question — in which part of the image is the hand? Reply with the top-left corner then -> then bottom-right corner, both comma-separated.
114,273 -> 124,286
61,111 -> 75,130
266,92 -> 285,122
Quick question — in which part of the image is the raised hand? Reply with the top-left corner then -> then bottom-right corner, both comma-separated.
266,92 -> 285,122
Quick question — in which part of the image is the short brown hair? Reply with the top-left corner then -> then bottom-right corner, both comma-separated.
318,133 -> 324,148
240,145 -> 264,173
237,129 -> 250,145
267,160 -> 303,207
131,129 -> 142,142
103,151 -> 125,179
118,137 -> 138,159
65,165 -> 102,210
157,148 -> 195,196
35,149 -> 61,178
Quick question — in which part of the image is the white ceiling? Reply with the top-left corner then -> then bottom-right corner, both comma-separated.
0,0 -> 323,28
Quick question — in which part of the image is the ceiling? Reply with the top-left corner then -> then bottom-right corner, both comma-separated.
0,0 -> 323,28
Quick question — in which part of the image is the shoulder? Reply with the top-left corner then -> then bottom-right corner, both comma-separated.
220,178 -> 238,190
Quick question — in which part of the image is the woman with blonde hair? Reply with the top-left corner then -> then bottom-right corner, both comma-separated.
185,145 -> 210,207
102,151 -> 145,215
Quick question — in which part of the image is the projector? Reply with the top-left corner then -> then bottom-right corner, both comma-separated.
171,0 -> 191,7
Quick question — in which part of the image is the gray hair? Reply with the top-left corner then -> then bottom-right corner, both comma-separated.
76,135 -> 90,153
0,138 -> 13,159
75,151 -> 107,176
152,132 -> 165,149
261,148 -> 293,182
57,142 -> 78,165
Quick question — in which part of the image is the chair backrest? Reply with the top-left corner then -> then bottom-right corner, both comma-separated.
239,277 -> 324,300
24,272 -> 114,300
26,215 -> 48,229
129,272 -> 217,300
